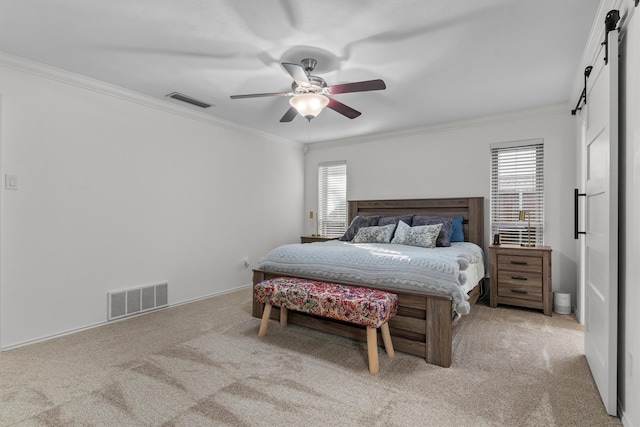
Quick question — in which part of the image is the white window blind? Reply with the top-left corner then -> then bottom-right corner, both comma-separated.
318,161 -> 347,236
490,141 -> 544,246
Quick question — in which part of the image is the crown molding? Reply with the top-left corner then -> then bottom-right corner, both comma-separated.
0,51 -> 298,147
305,103 -> 568,152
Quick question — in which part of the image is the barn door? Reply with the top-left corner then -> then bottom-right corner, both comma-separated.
580,14 -> 619,416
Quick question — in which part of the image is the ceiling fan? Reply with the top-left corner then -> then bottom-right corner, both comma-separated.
230,58 -> 386,122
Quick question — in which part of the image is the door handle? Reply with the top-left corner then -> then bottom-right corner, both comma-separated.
575,188 -> 586,239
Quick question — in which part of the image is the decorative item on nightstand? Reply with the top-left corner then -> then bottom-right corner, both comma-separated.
309,211 -> 319,236
519,210 -> 534,247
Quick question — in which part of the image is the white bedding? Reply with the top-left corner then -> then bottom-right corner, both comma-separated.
257,241 -> 485,315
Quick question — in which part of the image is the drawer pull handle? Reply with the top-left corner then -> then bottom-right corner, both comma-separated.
511,289 -> 528,294
511,261 -> 528,265
511,276 -> 528,281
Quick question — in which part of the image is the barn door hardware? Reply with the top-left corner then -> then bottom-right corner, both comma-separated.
602,9 -> 620,64
574,188 -> 586,239
571,9 -> 620,115
571,66 -> 593,115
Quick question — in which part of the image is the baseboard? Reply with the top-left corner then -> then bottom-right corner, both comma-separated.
0,283 -> 252,352
619,401 -> 636,427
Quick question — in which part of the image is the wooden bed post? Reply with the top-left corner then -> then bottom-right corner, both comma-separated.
252,270 -> 266,318
466,197 -> 485,248
425,296 -> 454,368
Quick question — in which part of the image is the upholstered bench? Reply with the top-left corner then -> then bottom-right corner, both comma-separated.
255,277 -> 398,374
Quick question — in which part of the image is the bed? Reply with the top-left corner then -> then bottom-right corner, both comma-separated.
252,197 -> 485,368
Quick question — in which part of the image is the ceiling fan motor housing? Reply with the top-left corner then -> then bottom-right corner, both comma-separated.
291,76 -> 327,94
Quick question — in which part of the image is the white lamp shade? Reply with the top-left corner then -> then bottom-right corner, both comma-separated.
289,93 -> 329,120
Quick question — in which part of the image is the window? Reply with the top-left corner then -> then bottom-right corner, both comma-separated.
490,140 -> 544,246
318,161 -> 347,236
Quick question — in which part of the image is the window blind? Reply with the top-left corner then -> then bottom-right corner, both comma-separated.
318,161 -> 347,236
490,141 -> 544,246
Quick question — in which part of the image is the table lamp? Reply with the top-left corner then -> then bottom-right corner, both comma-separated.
519,210 -> 534,247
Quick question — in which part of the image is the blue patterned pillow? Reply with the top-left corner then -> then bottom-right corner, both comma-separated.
411,215 -> 453,247
351,223 -> 397,243
339,215 -> 381,241
391,221 -> 442,248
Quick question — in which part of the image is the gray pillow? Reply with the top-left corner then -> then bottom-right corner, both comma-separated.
339,215 -> 381,241
351,223 -> 397,244
411,215 -> 453,247
378,215 -> 413,227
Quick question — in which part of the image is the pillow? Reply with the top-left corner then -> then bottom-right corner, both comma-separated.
339,215 -> 380,241
450,215 -> 465,242
351,223 -> 397,244
411,215 -> 453,247
391,221 -> 442,248
378,215 -> 413,227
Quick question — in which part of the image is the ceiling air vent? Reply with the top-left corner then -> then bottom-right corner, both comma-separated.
166,92 -> 212,109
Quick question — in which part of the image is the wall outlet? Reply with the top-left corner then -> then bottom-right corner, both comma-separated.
5,175 -> 19,190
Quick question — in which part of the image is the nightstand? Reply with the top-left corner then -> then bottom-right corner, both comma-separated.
300,236 -> 338,244
489,244 -> 552,316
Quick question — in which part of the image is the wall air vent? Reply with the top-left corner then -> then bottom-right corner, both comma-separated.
108,282 -> 168,321
166,92 -> 212,109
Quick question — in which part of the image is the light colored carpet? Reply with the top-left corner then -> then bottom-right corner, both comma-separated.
0,287 -> 621,426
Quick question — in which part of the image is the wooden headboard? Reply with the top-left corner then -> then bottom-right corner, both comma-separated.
348,197 -> 484,248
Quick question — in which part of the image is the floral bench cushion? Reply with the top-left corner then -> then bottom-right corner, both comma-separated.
255,277 -> 398,328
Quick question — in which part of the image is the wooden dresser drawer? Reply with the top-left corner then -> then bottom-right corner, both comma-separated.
497,254 -> 542,273
497,270 -> 542,288
497,271 -> 543,301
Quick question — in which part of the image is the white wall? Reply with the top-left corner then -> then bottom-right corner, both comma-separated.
0,55 -> 304,349
304,107 -> 578,300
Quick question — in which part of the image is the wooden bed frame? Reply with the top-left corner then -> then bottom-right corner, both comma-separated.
252,197 -> 485,368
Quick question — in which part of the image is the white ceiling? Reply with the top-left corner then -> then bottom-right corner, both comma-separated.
0,0 -> 600,143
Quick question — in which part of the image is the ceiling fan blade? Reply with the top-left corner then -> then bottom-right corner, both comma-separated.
230,92 -> 290,99
327,98 -> 361,119
282,62 -> 311,86
280,107 -> 298,122
328,79 -> 386,95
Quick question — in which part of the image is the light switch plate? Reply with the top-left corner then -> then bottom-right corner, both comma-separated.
5,175 -> 19,190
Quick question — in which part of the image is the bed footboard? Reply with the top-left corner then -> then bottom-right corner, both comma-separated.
252,270 -> 479,368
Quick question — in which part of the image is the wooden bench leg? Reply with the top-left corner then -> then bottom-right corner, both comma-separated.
280,307 -> 288,327
258,304 -> 272,337
366,327 -> 379,375
380,323 -> 394,358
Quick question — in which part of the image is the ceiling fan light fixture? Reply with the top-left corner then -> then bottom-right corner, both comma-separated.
289,93 -> 329,121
